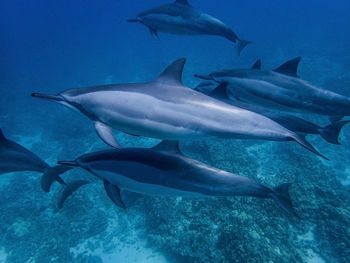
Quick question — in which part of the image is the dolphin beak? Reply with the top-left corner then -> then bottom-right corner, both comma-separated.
194,74 -> 214,81
126,18 -> 139,23
58,160 -> 80,167
31,93 -> 65,102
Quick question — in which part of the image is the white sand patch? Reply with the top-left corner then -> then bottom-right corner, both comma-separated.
0,247 -> 8,262
305,249 -> 326,263
11,219 -> 31,237
70,215 -> 167,263
298,226 -> 315,242
341,167 -> 350,186
70,236 -> 167,263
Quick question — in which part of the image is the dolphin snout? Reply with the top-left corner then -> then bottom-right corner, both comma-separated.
194,74 -> 214,81
31,93 -> 65,102
127,18 -> 139,23
58,160 -> 80,167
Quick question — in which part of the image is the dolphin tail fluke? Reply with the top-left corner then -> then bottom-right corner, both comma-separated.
57,180 -> 90,209
271,183 -> 299,218
320,120 -> 350,145
236,39 -> 253,56
290,134 -> 328,160
41,165 -> 74,192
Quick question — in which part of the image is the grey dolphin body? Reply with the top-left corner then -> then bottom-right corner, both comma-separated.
0,128 -> 72,192
32,58 -> 326,159
127,0 -> 251,55
197,82 -> 350,145
195,57 -> 350,117
59,141 -> 298,217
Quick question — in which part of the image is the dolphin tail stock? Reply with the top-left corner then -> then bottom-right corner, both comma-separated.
31,93 -> 64,102
320,120 -> 350,145
236,39 -> 253,56
289,133 -> 329,160
41,165 -> 75,193
57,180 -> 90,209
270,183 -> 299,218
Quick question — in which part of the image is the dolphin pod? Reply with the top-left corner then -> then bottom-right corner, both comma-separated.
58,140 -> 298,217
195,57 -> 350,120
32,58 -> 326,159
197,82 -> 350,145
127,0 -> 252,55
0,128 -> 88,208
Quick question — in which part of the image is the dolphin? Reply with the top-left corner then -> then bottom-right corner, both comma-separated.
32,58 -> 326,159
58,140 -> 298,217
197,82 -> 350,145
0,128 -> 71,192
195,57 -> 350,119
127,0 -> 252,55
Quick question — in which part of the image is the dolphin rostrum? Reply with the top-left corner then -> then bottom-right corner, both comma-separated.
195,57 -> 350,119
127,0 -> 252,55
58,140 -> 298,217
32,58 -> 326,159
199,82 -> 350,145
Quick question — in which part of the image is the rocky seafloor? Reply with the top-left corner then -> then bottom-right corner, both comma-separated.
0,122 -> 349,263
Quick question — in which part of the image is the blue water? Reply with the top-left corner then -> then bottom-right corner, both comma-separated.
1,0 -> 350,262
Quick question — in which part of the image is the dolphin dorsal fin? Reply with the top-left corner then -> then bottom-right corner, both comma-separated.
274,57 -> 301,77
175,0 -> 190,5
251,59 -> 261,70
152,140 -> 182,154
0,129 -> 6,141
210,83 -> 229,99
155,58 -> 186,85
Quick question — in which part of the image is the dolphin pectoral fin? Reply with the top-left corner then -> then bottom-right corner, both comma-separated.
251,59 -> 261,70
94,122 -> 121,149
237,39 -> 253,56
290,133 -> 329,160
57,180 -> 90,209
103,180 -> 126,209
270,183 -> 299,218
155,58 -> 186,86
41,165 -> 74,192
152,140 -> 182,155
320,120 -> 350,145
210,83 -> 229,99
273,57 -> 301,77
148,27 -> 159,40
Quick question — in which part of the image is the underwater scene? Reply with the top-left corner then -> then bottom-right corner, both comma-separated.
1,0 -> 350,262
